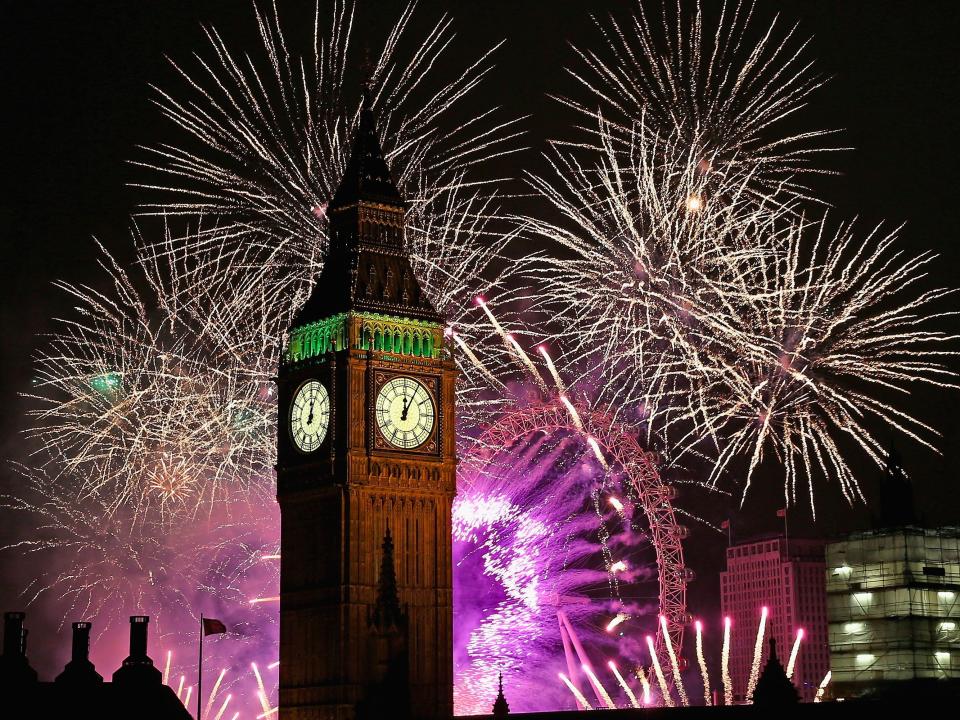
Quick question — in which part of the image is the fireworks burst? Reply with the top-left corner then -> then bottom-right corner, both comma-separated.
25,237 -> 275,518
12,3 -> 527,718
526,109 -> 956,512
134,0 -> 524,335
686,217 -> 958,510
558,0 -> 841,202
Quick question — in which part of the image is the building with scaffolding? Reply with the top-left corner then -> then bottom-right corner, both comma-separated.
825,445 -> 960,698
825,525 -> 960,696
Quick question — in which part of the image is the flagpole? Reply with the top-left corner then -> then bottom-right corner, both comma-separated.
198,613 -> 203,720
783,509 -> 790,557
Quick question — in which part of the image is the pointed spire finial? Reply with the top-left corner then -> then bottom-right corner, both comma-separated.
877,432 -> 917,528
493,672 -> 510,717
326,56 -> 403,213
360,42 -> 375,109
751,637 -> 798,706
372,525 -> 405,630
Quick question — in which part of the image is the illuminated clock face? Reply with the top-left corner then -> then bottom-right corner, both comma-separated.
290,380 -> 330,452
375,377 -> 435,449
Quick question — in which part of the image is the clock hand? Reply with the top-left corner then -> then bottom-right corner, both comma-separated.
307,397 -> 315,425
400,396 -> 410,421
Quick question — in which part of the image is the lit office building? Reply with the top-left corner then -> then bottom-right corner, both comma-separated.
720,536 -> 831,702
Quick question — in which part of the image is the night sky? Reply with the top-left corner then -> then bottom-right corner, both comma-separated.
2,0 -> 959,680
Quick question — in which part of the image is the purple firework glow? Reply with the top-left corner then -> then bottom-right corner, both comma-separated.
6,386 -> 686,717
452,392 -> 687,714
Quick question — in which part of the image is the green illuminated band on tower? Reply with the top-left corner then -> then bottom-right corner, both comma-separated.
286,312 -> 443,364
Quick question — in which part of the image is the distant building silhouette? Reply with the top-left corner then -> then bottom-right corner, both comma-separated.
753,638 -> 800,706
0,612 -> 37,686
2,612 -> 191,719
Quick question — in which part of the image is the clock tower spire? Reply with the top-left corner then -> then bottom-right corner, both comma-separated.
276,91 -> 456,720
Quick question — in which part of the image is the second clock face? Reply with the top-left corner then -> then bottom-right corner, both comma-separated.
290,379 -> 330,453
375,376 -> 435,449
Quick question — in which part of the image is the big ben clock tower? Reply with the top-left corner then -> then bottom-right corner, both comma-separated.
276,94 -> 456,720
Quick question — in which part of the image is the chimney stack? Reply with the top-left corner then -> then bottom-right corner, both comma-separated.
72,622 -> 92,663
112,615 -> 161,686
0,611 -> 38,686
129,615 -> 148,658
55,621 -> 103,685
3,612 -> 24,657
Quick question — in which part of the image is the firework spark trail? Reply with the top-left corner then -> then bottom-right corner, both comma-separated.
559,673 -> 592,710
645,635 -> 673,708
450,331 -> 505,390
558,0 -> 841,202
607,660 -> 639,708
695,620 -> 712,706
506,334 -> 549,392
586,436 -> 610,470
203,668 -> 228,720
786,628 -> 804,679
252,663 -> 272,717
659,614 -> 688,706
635,667 -> 652,706
476,297 -> 548,391
559,395 -> 584,430
581,664 -> 616,710
722,616 -> 733,706
605,613 -> 628,632
746,606 -> 769,701
813,671 -> 831,703
212,694 -> 233,720
538,345 -> 567,394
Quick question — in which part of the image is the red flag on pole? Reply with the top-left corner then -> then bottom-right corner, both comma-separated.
202,618 -> 227,636
776,508 -> 786,518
